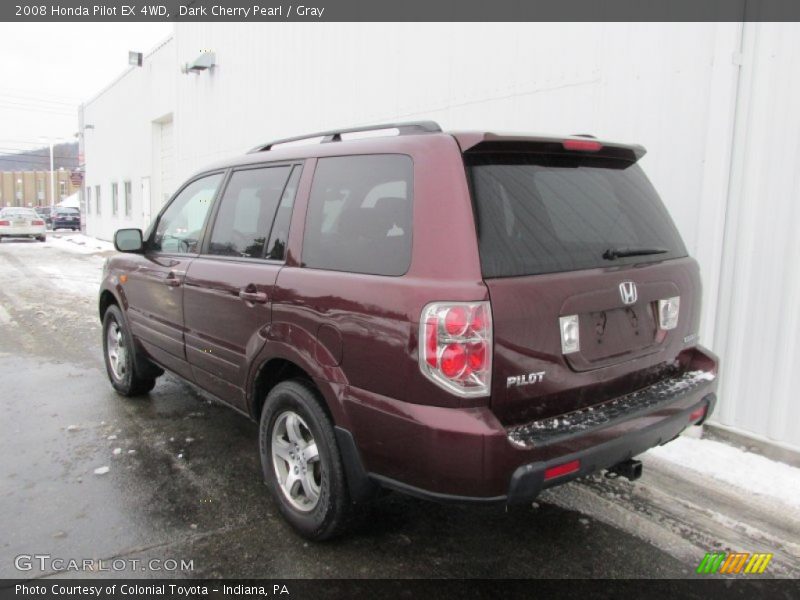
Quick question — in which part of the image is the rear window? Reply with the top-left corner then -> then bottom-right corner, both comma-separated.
56,208 -> 80,215
466,152 -> 687,278
2,208 -> 36,217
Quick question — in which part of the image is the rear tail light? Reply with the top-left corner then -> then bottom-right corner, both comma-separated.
563,139 -> 603,152
0,220 -> 9,226
419,301 -> 492,397
658,296 -> 680,330
559,314 -> 580,354
544,459 -> 581,481
32,219 -> 45,226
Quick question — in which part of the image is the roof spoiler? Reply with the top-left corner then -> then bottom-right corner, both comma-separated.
247,121 -> 442,153
456,133 -> 646,162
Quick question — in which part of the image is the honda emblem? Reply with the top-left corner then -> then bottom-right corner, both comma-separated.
619,281 -> 637,305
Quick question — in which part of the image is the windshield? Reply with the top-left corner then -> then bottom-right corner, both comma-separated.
466,152 -> 687,278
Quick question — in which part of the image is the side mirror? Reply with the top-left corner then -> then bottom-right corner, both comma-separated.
114,228 -> 144,253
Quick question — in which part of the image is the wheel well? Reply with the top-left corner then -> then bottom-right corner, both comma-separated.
252,359 -> 323,421
99,290 -> 117,321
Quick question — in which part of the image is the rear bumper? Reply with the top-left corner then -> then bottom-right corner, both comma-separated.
505,391 -> 715,505
0,226 -> 46,236
340,346 -> 718,504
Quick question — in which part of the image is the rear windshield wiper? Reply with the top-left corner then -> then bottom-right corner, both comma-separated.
603,246 -> 669,260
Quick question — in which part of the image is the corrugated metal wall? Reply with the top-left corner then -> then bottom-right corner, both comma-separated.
712,23 -> 800,449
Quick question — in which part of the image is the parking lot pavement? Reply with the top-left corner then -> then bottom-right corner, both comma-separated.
1,235 -> 798,581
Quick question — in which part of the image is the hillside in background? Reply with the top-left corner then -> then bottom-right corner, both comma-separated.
0,142 -> 79,171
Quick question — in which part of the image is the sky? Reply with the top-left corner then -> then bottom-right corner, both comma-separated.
0,23 -> 172,155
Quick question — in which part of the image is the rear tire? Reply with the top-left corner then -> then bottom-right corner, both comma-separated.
37,235 -> 46,242
259,379 -> 352,541
102,304 -> 157,396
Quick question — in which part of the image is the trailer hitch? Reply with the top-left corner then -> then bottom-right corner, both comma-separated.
605,459 -> 643,481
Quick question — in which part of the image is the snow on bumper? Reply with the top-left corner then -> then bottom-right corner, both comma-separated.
507,369 -> 717,448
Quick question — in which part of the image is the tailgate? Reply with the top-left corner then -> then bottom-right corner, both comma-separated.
484,258 -> 702,423
463,140 -> 700,424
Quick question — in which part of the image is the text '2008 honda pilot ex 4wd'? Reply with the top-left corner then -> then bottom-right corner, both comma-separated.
100,122 -> 719,540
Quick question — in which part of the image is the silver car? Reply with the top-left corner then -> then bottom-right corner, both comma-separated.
0,207 -> 47,242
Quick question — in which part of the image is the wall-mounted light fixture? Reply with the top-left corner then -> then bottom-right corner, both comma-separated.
129,51 -> 143,67
182,51 -> 216,74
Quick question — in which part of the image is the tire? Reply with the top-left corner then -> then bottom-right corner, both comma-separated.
37,235 -> 46,242
259,379 -> 352,540
102,304 -> 157,396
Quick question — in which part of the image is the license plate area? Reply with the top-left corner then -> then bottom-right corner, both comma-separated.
582,306 -> 656,359
563,304 -> 660,371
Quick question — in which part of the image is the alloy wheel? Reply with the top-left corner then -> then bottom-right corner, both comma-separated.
271,411 -> 322,512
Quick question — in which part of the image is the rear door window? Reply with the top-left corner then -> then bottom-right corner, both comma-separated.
302,155 -> 413,276
466,152 -> 687,277
265,165 -> 302,260
207,165 -> 292,259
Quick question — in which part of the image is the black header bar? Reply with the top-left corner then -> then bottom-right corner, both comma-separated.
4,0 -> 800,22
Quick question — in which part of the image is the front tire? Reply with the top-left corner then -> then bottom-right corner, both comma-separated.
259,379 -> 351,540
37,235 -> 46,242
102,304 -> 157,396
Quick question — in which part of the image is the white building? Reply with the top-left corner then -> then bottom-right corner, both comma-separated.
81,22 -> 800,455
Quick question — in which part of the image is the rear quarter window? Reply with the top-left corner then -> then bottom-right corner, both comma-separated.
302,155 -> 413,276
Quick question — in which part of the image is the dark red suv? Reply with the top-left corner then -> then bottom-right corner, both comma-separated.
100,122 -> 718,540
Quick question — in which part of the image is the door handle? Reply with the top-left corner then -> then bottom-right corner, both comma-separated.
164,272 -> 181,287
239,288 -> 268,304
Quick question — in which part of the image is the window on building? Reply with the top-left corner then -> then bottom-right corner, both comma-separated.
15,179 -> 23,201
124,181 -> 132,217
95,185 -> 101,215
265,166 -> 302,261
59,180 -> 67,200
152,173 -> 222,254
207,166 -> 292,259
86,187 -> 92,215
111,183 -> 118,215
37,178 -> 45,202
302,155 -> 413,276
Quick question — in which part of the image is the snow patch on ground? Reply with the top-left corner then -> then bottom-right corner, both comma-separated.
646,435 -> 800,510
46,233 -> 115,255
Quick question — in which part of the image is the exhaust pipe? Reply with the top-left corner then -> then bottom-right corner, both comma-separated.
606,459 -> 643,481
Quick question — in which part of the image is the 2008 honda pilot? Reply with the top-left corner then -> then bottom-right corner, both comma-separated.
100,122 -> 718,540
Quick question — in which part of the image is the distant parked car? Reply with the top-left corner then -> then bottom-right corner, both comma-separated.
0,207 -> 47,241
52,207 -> 81,231
35,206 -> 54,228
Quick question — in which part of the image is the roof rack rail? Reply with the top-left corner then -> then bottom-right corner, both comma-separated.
571,133 -> 597,138
247,121 -> 442,153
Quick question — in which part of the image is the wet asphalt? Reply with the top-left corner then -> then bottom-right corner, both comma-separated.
0,235 -> 735,580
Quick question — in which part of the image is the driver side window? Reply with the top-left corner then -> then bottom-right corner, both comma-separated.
151,173 -> 223,254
